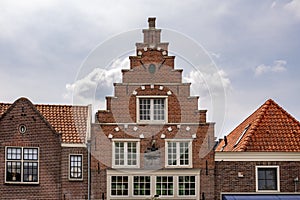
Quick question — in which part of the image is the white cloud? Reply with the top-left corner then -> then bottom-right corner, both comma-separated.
183,68 -> 231,98
64,58 -> 129,107
255,60 -> 287,76
285,0 -> 300,20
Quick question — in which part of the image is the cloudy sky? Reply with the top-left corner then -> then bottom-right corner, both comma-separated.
1,0 -> 300,138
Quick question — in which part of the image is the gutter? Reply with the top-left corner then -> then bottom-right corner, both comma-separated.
86,104 -> 92,200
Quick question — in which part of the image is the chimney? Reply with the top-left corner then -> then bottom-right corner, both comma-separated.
148,17 -> 156,29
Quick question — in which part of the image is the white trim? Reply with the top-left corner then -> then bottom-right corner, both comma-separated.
131,175 -> 152,197
61,143 -> 86,148
215,152 -> 300,161
86,104 -> 92,142
5,146 -> 39,184
256,166 -> 280,192
165,139 -> 193,168
69,154 -> 83,181
112,139 -> 140,168
106,169 -> 200,200
136,96 -> 168,124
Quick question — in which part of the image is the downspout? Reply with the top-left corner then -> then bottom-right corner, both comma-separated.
86,104 -> 92,200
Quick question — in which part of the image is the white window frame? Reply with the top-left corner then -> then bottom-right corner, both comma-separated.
132,175 -> 152,197
69,154 -> 83,181
5,146 -> 39,184
155,175 -> 174,197
110,175 -> 130,197
165,139 -> 193,168
136,96 -> 168,124
177,175 -> 197,197
112,139 -> 140,168
106,169 -> 200,199
256,166 -> 280,192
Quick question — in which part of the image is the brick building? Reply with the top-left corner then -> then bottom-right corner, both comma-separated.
215,99 -> 300,200
0,97 -> 91,199
91,18 -> 215,200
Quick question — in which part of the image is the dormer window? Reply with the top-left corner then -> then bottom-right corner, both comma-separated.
137,96 -> 168,123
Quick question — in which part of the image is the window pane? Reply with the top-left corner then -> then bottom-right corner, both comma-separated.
139,99 -> 150,120
23,162 -> 38,182
180,142 -> 189,165
115,142 -> 125,166
24,148 -> 38,160
6,161 -> 21,182
257,168 -> 277,190
133,176 -> 151,196
168,142 -> 177,165
153,99 -> 165,120
127,142 -> 137,165
156,176 -> 173,196
70,155 -> 82,179
178,176 -> 196,196
7,147 -> 21,160
111,176 -> 128,196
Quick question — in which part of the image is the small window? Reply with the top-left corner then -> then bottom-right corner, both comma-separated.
69,155 -> 83,180
133,176 -> 151,196
112,140 -> 140,168
256,166 -> 279,191
111,176 -> 128,196
178,176 -> 196,196
165,140 -> 192,168
137,97 -> 167,123
5,147 -> 39,183
156,176 -> 174,196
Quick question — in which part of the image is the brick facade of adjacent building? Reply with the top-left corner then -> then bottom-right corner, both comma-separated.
0,98 -> 89,199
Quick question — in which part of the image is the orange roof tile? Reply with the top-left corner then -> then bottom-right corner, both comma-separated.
216,99 -> 300,152
0,99 -> 89,144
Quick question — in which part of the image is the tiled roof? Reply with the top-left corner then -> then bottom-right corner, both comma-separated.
216,99 -> 300,152
0,99 -> 89,144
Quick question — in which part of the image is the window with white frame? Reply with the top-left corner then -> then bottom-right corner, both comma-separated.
5,147 -> 39,183
256,166 -> 279,191
113,140 -> 140,168
69,155 -> 83,180
156,176 -> 174,196
178,176 -> 196,196
133,176 -> 151,196
107,172 -> 199,198
111,176 -> 128,196
137,97 -> 167,123
166,140 -> 192,167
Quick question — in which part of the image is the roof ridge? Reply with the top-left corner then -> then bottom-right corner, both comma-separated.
238,99 -> 272,151
270,99 -> 300,129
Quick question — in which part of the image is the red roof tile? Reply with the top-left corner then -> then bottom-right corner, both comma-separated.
216,99 -> 300,152
0,99 -> 89,144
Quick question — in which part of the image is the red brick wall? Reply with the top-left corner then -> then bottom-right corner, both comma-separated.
61,147 -> 88,200
0,98 -> 62,199
215,161 -> 300,200
93,48 -> 216,199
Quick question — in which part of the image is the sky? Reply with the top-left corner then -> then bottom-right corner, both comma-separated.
1,0 -> 300,139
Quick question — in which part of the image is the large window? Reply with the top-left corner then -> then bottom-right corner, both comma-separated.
256,166 -> 279,191
107,172 -> 199,198
113,140 -> 140,168
166,140 -> 192,168
111,176 -> 128,196
5,147 -> 39,183
178,176 -> 196,196
69,155 -> 83,180
133,176 -> 151,196
156,176 -> 174,196
137,97 -> 167,123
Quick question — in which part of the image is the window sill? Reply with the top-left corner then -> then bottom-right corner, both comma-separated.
5,182 -> 39,185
